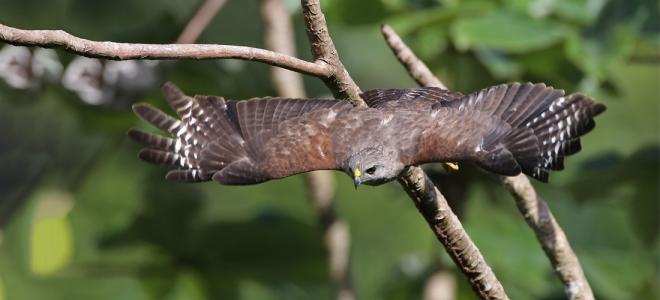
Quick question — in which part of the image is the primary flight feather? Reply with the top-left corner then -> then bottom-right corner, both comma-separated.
129,82 -> 605,187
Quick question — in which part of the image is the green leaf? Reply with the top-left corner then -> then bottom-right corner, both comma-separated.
387,1 -> 496,36
450,11 -> 569,53
29,189 -> 74,275
555,0 -> 609,24
501,0 -> 557,18
462,185 -> 557,299
0,273 -> 4,300
564,16 -> 641,82
165,271 -> 208,300
323,0 -> 391,25
411,27 -> 448,60
474,49 -> 523,79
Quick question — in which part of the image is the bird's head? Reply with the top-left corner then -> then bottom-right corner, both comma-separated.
346,146 -> 403,188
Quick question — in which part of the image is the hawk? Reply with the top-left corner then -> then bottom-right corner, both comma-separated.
128,82 -> 605,187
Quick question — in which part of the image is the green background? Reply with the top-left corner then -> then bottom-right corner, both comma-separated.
0,0 -> 658,299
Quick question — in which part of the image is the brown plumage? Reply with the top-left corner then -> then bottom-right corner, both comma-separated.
129,82 -> 605,186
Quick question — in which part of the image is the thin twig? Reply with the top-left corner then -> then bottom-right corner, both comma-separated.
260,1 -> 355,299
381,23 -> 594,300
0,23 -> 332,77
501,175 -> 594,300
380,25 -> 446,90
299,1 -> 507,298
176,0 -> 227,44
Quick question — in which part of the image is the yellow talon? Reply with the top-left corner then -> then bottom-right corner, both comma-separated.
445,162 -> 459,171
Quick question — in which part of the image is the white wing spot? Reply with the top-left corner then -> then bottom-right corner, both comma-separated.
176,126 -> 187,137
316,145 -> 326,159
326,110 -> 337,122
380,114 -> 393,126
169,120 -> 182,132
474,138 -> 485,153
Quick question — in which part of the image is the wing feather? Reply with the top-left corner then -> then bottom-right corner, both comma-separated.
131,82 -> 353,185
361,87 -> 462,109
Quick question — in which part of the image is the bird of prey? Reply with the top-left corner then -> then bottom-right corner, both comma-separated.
128,82 -> 605,187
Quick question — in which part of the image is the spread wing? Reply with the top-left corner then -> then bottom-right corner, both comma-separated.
361,87 -> 463,110
404,83 -> 605,182
129,82 -> 353,185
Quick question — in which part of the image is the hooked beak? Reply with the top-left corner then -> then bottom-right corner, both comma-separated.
353,176 -> 362,189
353,168 -> 362,189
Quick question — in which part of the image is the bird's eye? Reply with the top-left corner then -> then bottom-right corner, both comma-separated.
365,166 -> 377,175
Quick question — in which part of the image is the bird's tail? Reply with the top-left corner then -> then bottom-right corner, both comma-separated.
440,83 -> 606,182
128,82 -> 250,183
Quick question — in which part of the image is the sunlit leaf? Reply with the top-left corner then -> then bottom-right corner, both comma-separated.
29,190 -> 74,275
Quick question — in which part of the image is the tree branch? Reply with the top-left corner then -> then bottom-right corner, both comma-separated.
381,23 -> 594,300
260,1 -> 355,299
176,0 -> 227,44
501,176 -> 594,300
300,0 -> 363,104
0,23 -> 332,77
380,25 -> 446,90
299,1 -> 508,298
398,167 -> 508,299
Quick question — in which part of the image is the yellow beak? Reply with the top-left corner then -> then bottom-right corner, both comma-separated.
353,169 -> 362,189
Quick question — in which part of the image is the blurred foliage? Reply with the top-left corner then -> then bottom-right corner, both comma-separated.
0,0 -> 658,299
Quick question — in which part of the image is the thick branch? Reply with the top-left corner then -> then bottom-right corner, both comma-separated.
382,24 -> 593,300
0,23 -> 332,77
300,0 -> 364,104
260,1 -> 354,299
176,0 -> 227,44
299,1 -> 507,298
399,167 -> 508,299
